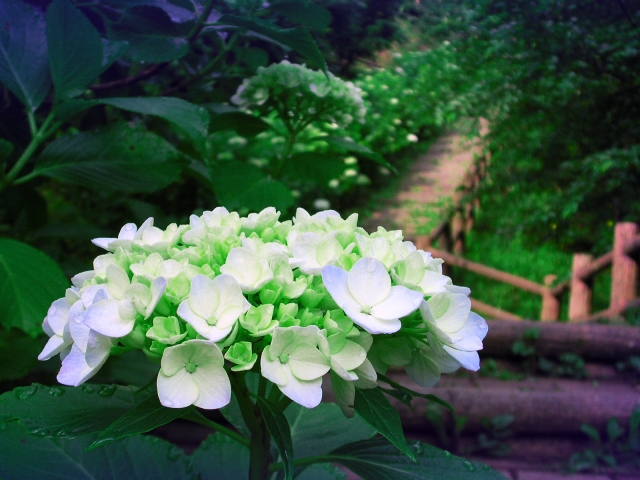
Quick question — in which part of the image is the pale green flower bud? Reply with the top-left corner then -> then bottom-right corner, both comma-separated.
146,316 -> 187,345
240,304 -> 278,337
224,341 -> 258,372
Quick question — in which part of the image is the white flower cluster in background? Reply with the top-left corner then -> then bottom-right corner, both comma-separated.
231,61 -> 366,129
39,208 -> 487,414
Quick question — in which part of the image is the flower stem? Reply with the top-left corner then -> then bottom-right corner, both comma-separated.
230,373 -> 271,480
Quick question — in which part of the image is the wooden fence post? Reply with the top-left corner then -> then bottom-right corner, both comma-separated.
611,222 -> 639,316
438,223 -> 452,277
541,275 -> 560,321
569,253 -> 593,322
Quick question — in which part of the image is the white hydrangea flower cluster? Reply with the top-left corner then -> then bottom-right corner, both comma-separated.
39,208 -> 487,413
231,61 -> 366,128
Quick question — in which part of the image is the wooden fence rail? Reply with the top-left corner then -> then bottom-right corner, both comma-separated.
411,154 -> 640,321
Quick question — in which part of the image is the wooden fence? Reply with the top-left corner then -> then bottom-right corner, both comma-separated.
412,157 -> 640,322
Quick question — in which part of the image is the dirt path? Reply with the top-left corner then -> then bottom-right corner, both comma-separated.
364,120 -> 487,236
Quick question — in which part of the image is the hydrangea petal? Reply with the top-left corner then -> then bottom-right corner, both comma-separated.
278,368 -> 323,408
261,347 -> 289,385
370,285 -> 423,321
347,258 -> 391,307
157,369 -> 199,408
84,299 -> 133,338
288,343 -> 330,380
442,346 -> 480,371
191,362 -> 231,409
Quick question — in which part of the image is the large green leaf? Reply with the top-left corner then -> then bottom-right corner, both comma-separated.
216,15 -> 326,72
0,383 -> 142,438
0,239 -> 68,337
0,329 -> 42,381
87,393 -> 194,451
285,402 -> 375,460
296,464 -> 346,480
208,111 -> 271,137
285,152 -> 346,185
318,135 -> 397,173
46,0 -> 104,100
55,97 -> 210,147
256,397 -> 294,480
0,0 -> 51,111
109,5 -> 189,63
33,123 -> 186,193
0,422 -> 192,480
210,161 -> 294,212
270,1 -> 332,32
328,437 -> 505,480
100,97 -> 210,146
190,432 -> 250,480
353,387 -> 414,461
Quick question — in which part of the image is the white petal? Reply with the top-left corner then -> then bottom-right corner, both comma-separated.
38,335 -> 69,361
321,265 -> 359,311
157,369 -> 199,408
370,286 -> 423,321
343,305 -> 400,334
85,330 -> 114,368
188,274 -> 220,319
442,346 -> 480,371
353,359 -> 377,389
332,340 -> 366,372
84,299 -> 134,338
118,222 -> 138,241
145,277 -> 168,318
106,264 -> 130,299
46,298 -> 71,336
406,352 -> 441,387
261,348 -> 288,385
91,237 -> 116,250
191,363 -> 231,409
288,343 -> 330,380
278,368 -> 323,408
57,345 -> 101,386
347,258 -> 391,307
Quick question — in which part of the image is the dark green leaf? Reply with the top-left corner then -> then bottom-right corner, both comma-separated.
378,374 -> 453,411
581,424 -> 601,443
220,393 -> 250,438
0,329 -> 42,381
100,97 -> 210,145
210,161 -> 294,212
353,387 -> 415,461
270,1 -> 332,31
46,0 -> 104,100
296,464 -> 346,480
606,417 -> 624,444
256,397 -> 294,480
53,98 -> 98,122
208,112 -> 270,137
110,6 -> 189,63
328,437 -> 504,480
234,47 -> 269,71
318,135 -> 397,173
0,0 -> 51,111
0,239 -> 68,337
87,394 -> 194,451
0,422 -> 192,480
378,387 -> 413,409
285,152 -> 345,185
34,123 -> 186,193
285,402 -> 375,459
101,38 -> 129,68
217,15 -> 325,72
190,432 -> 249,480
0,383 -> 144,438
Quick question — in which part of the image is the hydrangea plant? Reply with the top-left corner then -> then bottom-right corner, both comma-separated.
36,207 -> 491,479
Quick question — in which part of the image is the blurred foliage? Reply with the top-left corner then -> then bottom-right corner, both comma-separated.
410,0 -> 640,253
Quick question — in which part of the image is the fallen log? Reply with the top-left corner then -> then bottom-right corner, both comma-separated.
482,320 -> 640,361
385,373 -> 640,436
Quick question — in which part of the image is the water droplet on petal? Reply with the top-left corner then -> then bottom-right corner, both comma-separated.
124,224 -> 134,231
479,324 -> 488,330
49,306 -> 57,315
95,260 -> 102,268
365,260 -> 377,273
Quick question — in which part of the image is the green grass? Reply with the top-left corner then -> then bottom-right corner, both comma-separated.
441,213 -> 613,320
